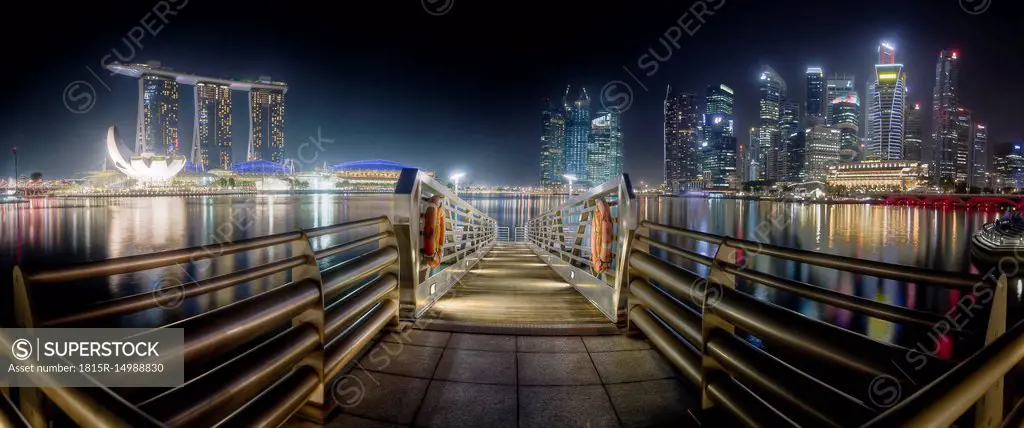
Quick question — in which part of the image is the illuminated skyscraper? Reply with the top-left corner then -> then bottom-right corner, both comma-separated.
931,49 -> 962,183
904,102 -> 923,161
701,84 -> 736,188
826,74 -> 855,125
589,110 -> 623,184
249,85 -> 286,162
539,97 -> 566,186
806,125 -> 842,180
785,131 -> 806,182
805,67 -> 826,127
868,64 -> 907,160
830,93 -> 861,162
969,122 -> 988,189
664,87 -> 699,192
878,41 -> 896,65
757,65 -> 787,181
747,127 -> 759,181
953,107 -> 972,183
138,74 -> 180,155
192,82 -> 232,170
563,86 -> 592,186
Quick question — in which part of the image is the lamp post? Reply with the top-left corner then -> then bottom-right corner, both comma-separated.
563,174 -> 577,196
450,172 -> 465,195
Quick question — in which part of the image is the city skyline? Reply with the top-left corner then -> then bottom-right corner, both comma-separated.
1,0 -> 1021,185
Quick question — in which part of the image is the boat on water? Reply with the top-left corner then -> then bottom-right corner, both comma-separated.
971,214 -> 1024,266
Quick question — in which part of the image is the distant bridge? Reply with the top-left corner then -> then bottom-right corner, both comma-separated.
878,194 -> 1024,209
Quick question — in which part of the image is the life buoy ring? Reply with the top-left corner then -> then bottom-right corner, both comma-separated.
423,195 -> 446,268
591,199 -> 614,274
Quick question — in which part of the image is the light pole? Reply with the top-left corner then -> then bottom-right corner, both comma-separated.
450,172 -> 465,195
563,174 -> 577,195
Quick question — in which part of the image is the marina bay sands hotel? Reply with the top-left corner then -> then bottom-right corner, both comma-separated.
106,61 -> 287,170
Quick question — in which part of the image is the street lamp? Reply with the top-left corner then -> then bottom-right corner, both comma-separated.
450,172 -> 465,195
563,174 -> 577,195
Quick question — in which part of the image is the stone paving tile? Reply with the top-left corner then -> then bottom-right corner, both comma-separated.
517,352 -> 601,385
433,349 -> 516,385
380,329 -> 451,348
446,333 -> 516,352
590,349 -> 677,384
582,335 -> 652,352
357,342 -> 444,378
605,379 -> 697,428
516,336 -> 587,353
519,385 -> 621,428
322,413 -> 406,427
337,370 -> 429,425
415,381 -> 517,428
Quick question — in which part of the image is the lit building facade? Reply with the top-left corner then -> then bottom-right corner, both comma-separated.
192,82 -> 233,170
904,102 -> 924,161
701,84 -> 736,188
826,74 -> 855,125
878,41 -> 896,65
993,144 -> 1024,190
806,125 -> 842,180
785,131 -> 806,182
830,94 -> 861,162
563,86 -> 592,186
867,63 -> 907,161
664,87 -> 699,192
589,110 -> 623,185
758,65 -> 787,181
138,74 -> 180,155
828,161 -> 929,191
931,49 -> 962,183
969,122 -> 988,189
539,97 -> 566,186
249,86 -> 286,163
805,67 -> 826,127
953,107 -> 973,183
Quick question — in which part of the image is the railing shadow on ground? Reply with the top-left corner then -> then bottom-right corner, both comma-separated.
1,167 -> 498,427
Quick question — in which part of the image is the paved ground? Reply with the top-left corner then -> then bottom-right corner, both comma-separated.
422,244 -> 612,328
324,330 -> 700,428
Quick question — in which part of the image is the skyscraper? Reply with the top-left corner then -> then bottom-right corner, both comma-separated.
953,107 -> 973,183
539,97 -> 566,186
805,67 -> 826,127
664,87 -> 699,193
785,131 -> 806,182
931,49 -> 962,183
249,85 -> 286,162
826,74 -> 855,125
904,102 -> 924,161
758,65 -> 787,181
589,110 -> 623,184
192,82 -> 232,170
969,122 -> 988,189
830,93 -> 861,162
868,63 -> 907,160
777,101 -> 800,180
747,127 -> 759,181
138,74 -> 180,155
879,41 -> 896,65
806,125 -> 842,180
563,86 -> 592,186
701,84 -> 736,188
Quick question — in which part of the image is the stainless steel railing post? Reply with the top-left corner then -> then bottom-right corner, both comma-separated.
700,239 -> 738,411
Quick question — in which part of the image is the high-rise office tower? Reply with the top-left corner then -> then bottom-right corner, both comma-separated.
664,87 -> 699,192
953,107 -> 973,183
758,65 -> 787,181
868,64 -> 907,160
904,102 -> 924,161
879,41 -> 896,65
969,122 -> 988,189
249,85 -> 286,162
539,97 -> 566,186
778,101 -> 800,180
931,49 -> 962,183
747,127 -> 759,181
806,125 -> 842,180
830,93 -> 861,162
589,110 -> 623,185
138,74 -> 180,155
805,67 -> 826,127
192,82 -> 232,170
701,84 -> 736,188
826,74 -> 855,125
785,131 -> 807,182
563,86 -> 592,186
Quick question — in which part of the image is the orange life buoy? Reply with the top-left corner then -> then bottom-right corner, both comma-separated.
591,199 -> 614,274
423,195 -> 446,268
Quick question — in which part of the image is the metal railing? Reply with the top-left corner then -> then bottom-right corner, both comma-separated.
526,175 -> 636,323
392,168 -> 497,319
624,218 -> 1011,427
497,227 -> 510,242
514,226 -> 527,242
5,215 -> 400,427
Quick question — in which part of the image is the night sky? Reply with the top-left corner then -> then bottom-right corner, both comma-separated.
1,0 -> 1021,185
